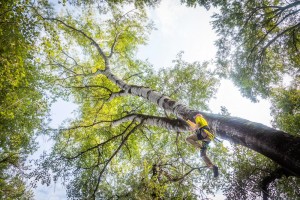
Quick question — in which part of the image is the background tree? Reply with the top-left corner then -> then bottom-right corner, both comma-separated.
270,83 -> 300,136
181,0 -> 299,100
29,2 -> 300,199
0,1 -> 50,199
180,0 -> 300,147
178,2 -> 300,197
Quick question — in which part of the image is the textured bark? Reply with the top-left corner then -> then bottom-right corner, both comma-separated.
112,114 -> 189,132
98,68 -> 191,118
97,67 -> 300,177
202,112 -> 300,177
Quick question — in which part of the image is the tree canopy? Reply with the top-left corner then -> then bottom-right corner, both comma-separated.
182,0 -> 300,153
210,0 -> 300,101
1,0 -> 299,199
0,0 -> 49,199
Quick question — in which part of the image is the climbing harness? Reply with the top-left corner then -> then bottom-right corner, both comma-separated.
196,125 -> 215,141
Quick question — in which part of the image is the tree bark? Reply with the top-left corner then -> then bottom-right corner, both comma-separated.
202,112 -> 300,177
112,113 -> 189,132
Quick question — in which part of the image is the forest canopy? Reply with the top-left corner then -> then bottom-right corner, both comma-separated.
0,0 -> 299,199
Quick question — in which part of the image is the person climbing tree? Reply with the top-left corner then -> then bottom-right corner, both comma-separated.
185,114 -> 219,177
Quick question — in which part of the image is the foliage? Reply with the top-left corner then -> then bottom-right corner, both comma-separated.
155,52 -> 219,111
2,0 -> 296,199
270,84 -> 300,136
221,143 -> 300,200
27,3 -> 226,199
182,0 -> 300,102
66,0 -> 160,8
0,0 -> 49,199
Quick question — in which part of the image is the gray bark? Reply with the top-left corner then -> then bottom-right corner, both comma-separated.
202,112 -> 300,177
112,113 -> 189,132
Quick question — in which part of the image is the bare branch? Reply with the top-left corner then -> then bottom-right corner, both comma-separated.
123,72 -> 143,81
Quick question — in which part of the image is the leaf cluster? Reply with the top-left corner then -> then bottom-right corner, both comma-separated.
0,0 -> 51,199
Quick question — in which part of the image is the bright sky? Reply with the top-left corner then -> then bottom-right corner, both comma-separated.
138,0 -> 272,126
33,0 -> 272,199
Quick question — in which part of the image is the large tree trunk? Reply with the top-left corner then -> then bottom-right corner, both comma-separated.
203,112 -> 300,177
98,67 -> 300,177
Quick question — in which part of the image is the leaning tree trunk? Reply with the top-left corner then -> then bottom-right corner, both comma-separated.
97,67 -> 300,177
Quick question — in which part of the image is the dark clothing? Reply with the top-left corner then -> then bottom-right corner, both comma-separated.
195,126 -> 212,141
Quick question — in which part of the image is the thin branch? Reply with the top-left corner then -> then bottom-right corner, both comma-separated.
162,167 -> 198,182
108,32 -> 122,58
51,60 -> 77,75
31,6 -> 108,64
123,72 -> 143,81
60,84 -> 113,92
261,22 -> 300,54
59,120 -> 111,131
61,50 -> 87,74
93,102 -> 106,123
62,131 -> 124,160
92,120 -> 143,199
49,17 -> 107,61
248,9 -> 300,58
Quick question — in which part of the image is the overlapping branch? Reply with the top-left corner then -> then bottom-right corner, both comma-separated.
92,120 -> 144,199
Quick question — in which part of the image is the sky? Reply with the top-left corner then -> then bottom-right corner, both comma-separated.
138,0 -> 272,126
33,0 -> 272,199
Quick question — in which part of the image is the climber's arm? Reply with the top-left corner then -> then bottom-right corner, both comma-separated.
186,119 -> 199,131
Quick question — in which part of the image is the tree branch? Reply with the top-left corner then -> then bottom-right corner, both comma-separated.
260,22 -> 300,55
112,113 -> 189,132
50,17 -> 107,61
108,90 -> 127,101
62,131 -> 125,160
108,32 -> 121,58
248,9 -> 300,59
92,121 -> 143,199
30,6 -> 108,64
261,167 -> 291,200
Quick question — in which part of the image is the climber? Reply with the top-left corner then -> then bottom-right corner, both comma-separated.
184,113 -> 219,177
